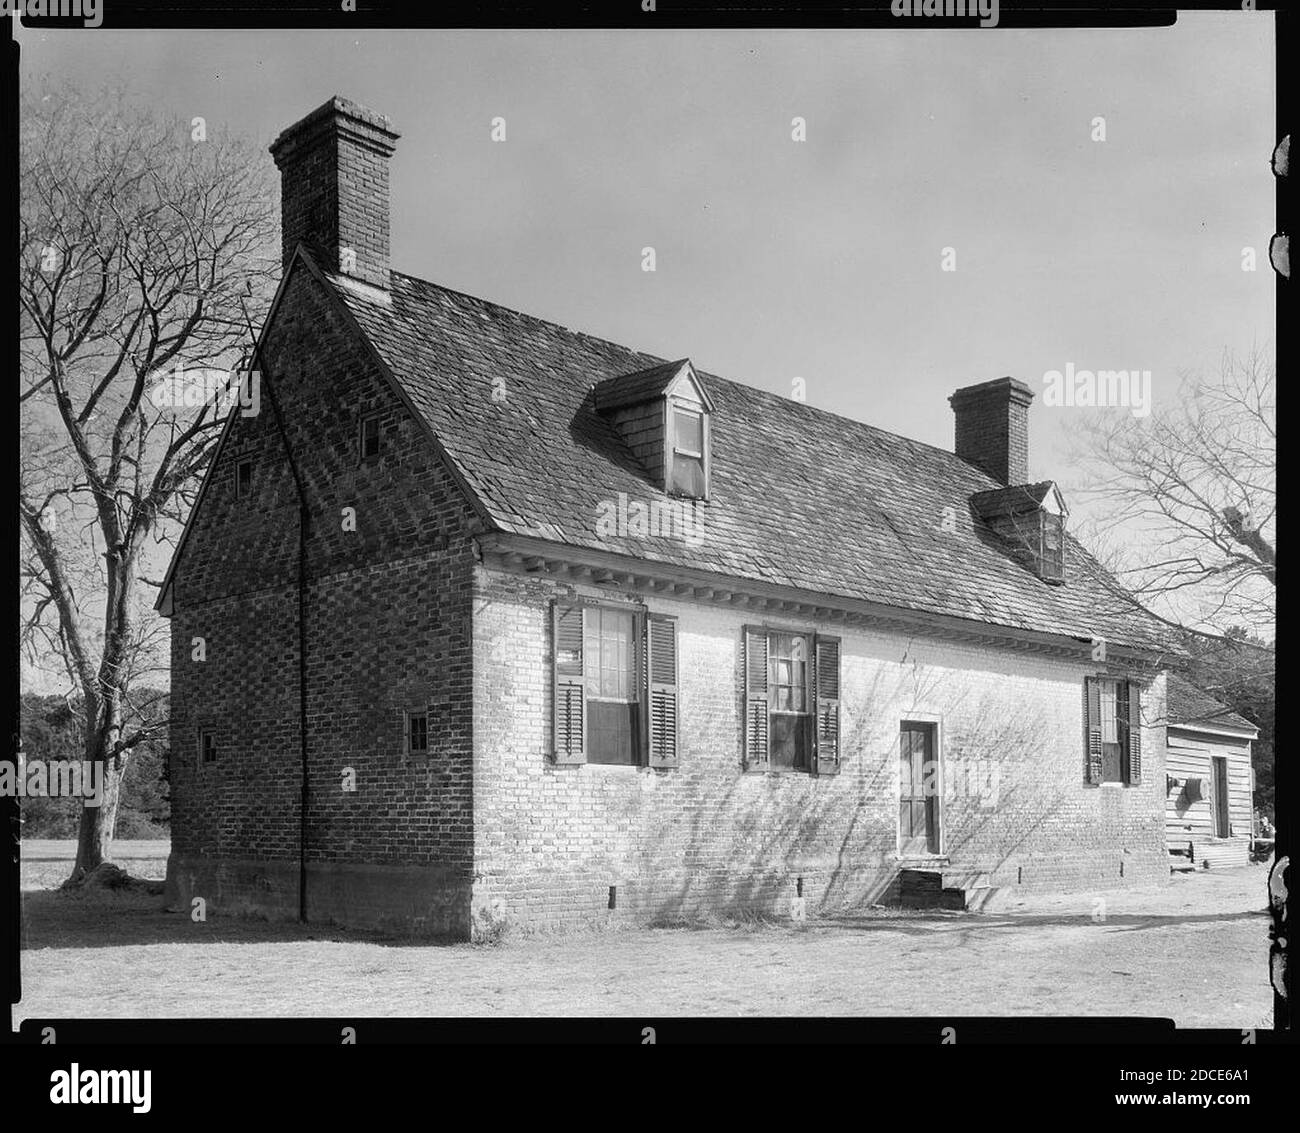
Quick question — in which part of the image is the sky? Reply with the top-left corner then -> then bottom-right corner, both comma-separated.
16,18 -> 1276,689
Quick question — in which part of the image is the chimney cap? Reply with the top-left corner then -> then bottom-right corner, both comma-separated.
948,375 -> 1034,408
269,95 -> 400,163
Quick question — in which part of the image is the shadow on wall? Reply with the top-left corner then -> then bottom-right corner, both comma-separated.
643,650 -> 1160,922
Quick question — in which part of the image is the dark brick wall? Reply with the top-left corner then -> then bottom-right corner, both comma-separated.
950,377 -> 1034,486
269,98 -> 399,288
166,261 -> 481,937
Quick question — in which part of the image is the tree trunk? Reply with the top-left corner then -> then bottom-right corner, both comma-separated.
66,700 -> 128,884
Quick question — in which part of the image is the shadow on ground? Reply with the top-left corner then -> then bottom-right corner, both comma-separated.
20,884 -> 1270,952
19,889 -> 441,950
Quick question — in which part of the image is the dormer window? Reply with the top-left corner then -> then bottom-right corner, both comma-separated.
593,358 -> 714,500
668,403 -> 708,498
970,481 -> 1069,584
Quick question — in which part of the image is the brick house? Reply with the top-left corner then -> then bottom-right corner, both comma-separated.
159,96 -> 1178,939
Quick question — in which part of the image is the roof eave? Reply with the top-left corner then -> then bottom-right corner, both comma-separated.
476,531 -> 1172,666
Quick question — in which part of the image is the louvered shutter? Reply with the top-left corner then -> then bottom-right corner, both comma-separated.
743,626 -> 769,771
645,614 -> 680,768
1084,677 -> 1103,783
813,635 -> 841,776
402,710 -> 410,754
1126,680 -> 1142,784
552,602 -> 586,764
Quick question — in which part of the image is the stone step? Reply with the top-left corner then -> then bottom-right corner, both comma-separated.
897,868 -> 1003,913
899,867 -> 992,891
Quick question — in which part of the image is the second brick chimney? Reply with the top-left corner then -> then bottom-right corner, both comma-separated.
269,96 -> 400,290
949,377 -> 1034,486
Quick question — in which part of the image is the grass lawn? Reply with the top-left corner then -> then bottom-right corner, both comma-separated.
15,840 -> 1274,1026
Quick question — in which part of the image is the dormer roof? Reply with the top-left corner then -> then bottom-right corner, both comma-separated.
593,359 -> 714,412
971,480 -> 1067,518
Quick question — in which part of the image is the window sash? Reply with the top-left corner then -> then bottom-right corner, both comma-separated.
1098,679 -> 1119,744
584,606 -> 636,701
768,632 -> 810,715
666,402 -> 708,498
671,407 -> 704,457
407,711 -> 429,753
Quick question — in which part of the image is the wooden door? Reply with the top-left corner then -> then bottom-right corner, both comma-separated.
899,723 -> 940,855
1212,756 -> 1231,838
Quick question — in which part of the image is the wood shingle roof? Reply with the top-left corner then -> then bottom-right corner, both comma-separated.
324,260 -> 1174,654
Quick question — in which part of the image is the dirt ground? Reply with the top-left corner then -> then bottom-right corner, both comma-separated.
15,841 -> 1274,1027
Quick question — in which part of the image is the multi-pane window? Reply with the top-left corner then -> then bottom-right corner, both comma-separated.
668,404 -> 707,498
1086,677 -> 1141,785
406,710 -> 429,754
768,632 -> 811,771
586,606 -> 635,700
360,414 -> 381,460
552,602 -> 680,769
743,626 -> 841,776
584,607 -> 637,764
199,729 -> 218,765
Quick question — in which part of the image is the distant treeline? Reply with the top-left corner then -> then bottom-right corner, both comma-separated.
18,690 -> 170,839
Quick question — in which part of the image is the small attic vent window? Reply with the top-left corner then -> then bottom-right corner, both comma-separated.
970,481 -> 1068,585
359,414 -> 381,460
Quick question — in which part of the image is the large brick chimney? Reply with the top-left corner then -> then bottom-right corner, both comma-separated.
269,96 -> 400,290
949,377 -> 1034,486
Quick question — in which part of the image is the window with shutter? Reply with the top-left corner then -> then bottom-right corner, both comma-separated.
743,625 -> 839,775
743,626 -> 769,771
645,614 -> 680,768
813,635 -> 841,776
1085,676 -> 1141,785
552,601 -> 668,767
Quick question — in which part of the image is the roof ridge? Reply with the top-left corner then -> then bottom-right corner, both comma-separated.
384,268 -> 1001,483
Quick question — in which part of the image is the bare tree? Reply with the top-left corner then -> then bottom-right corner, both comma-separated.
1066,346 -> 1275,636
19,83 -> 277,882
